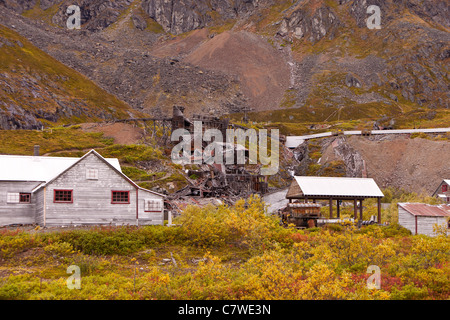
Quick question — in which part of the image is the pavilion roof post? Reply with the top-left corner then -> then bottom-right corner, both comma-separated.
337,199 -> 340,218
329,197 -> 333,219
377,197 -> 381,223
359,199 -> 363,220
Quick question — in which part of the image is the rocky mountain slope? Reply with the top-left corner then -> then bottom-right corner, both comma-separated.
0,23 -> 142,129
0,0 -> 448,124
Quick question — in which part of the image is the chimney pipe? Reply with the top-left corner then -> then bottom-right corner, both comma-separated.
34,145 -> 40,156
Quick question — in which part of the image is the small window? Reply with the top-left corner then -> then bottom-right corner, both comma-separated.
6,193 -> 20,203
54,190 -> 73,203
144,199 -> 162,212
86,168 -> 99,180
112,191 -> 130,204
442,184 -> 448,192
19,193 -> 31,203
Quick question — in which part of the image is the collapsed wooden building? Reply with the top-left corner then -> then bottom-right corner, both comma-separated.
167,106 -> 269,212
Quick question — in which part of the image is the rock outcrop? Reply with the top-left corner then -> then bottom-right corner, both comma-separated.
277,6 -> 340,42
141,0 -> 263,34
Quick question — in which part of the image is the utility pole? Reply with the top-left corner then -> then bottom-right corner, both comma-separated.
242,106 -> 254,123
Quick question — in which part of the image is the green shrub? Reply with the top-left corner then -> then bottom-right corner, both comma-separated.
58,227 -> 146,255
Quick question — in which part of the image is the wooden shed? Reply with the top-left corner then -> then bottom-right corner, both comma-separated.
398,203 -> 450,236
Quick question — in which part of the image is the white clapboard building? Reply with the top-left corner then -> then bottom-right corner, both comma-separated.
0,149 -> 165,227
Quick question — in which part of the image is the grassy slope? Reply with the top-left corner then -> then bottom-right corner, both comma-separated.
0,24 -> 143,125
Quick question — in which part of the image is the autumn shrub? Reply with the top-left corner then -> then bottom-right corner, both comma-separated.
174,195 -> 287,251
1,198 -> 449,300
0,231 -> 41,259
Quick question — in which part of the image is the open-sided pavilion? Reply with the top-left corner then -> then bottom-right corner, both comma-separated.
286,176 -> 384,223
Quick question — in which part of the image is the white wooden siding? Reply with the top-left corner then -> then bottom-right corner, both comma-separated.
417,216 -> 447,236
398,207 -> 416,235
40,153 -> 163,226
0,181 -> 38,226
137,189 -> 164,225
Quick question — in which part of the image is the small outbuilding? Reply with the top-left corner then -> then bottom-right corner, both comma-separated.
286,176 -> 384,222
397,203 -> 450,236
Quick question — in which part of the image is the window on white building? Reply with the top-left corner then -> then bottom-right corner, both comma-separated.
6,193 -> 20,203
86,168 -> 99,180
144,199 -> 162,212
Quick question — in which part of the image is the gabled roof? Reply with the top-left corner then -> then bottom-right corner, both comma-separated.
0,152 -> 121,182
288,176 -> 384,198
29,150 -> 165,198
398,203 -> 450,217
432,179 -> 450,196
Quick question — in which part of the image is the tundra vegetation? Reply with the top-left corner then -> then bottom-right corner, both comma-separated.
0,195 -> 448,300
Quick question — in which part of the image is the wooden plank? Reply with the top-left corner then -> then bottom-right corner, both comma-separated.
0,181 -> 38,226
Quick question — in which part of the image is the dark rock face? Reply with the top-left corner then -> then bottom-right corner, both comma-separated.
277,6 -> 340,42
55,0 -> 133,32
131,14 -> 147,30
345,74 -> 362,88
0,0 -> 37,13
141,0 -> 262,34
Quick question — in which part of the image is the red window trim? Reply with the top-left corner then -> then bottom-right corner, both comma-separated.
53,189 -> 73,203
111,190 -> 130,204
442,184 -> 448,192
19,193 -> 31,203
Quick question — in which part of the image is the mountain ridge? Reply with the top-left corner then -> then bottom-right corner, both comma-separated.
0,0 -> 448,127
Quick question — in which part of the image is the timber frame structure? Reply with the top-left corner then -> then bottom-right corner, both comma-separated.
286,176 -> 384,223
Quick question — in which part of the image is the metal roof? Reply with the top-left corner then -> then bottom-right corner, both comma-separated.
398,203 -> 450,217
0,153 -> 121,182
293,176 -> 384,198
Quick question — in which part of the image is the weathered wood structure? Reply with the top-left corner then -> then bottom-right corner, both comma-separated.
398,203 -> 450,236
432,179 -> 450,204
286,176 -> 384,223
280,202 -> 321,228
0,150 -> 165,227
